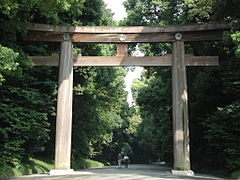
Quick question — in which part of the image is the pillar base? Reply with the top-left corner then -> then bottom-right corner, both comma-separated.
49,169 -> 74,175
171,170 -> 194,176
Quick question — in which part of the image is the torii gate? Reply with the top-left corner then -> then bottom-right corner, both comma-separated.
25,22 -> 231,175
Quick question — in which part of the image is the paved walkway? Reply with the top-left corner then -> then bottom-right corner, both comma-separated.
4,164 -> 227,180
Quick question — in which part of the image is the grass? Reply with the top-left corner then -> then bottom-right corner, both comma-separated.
0,158 -> 54,178
231,170 -> 240,179
192,165 -> 240,179
72,158 -> 104,170
0,157 -> 104,178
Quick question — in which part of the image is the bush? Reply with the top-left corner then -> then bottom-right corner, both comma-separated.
202,100 -> 240,171
72,158 -> 104,169
0,158 -> 54,178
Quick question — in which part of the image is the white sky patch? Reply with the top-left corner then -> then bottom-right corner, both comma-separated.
104,0 -> 127,20
103,0 -> 143,106
125,47 -> 144,106
124,67 -> 143,106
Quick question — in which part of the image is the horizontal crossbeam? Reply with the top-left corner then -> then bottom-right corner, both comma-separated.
30,54 -> 218,66
25,30 -> 224,43
26,22 -> 231,34
24,22 -> 231,43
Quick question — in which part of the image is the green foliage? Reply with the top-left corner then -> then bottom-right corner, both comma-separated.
202,100 -> 240,170
231,170 -> 240,179
132,68 -> 173,162
72,66 -> 128,162
72,158 -> 104,169
0,0 -> 124,171
0,45 -> 19,85
184,0 -> 216,21
79,0 -> 114,26
127,107 -> 142,135
185,0 -> 240,21
0,0 -> 86,24
1,0 -> 238,178
0,47 -> 54,166
0,157 -> 103,178
121,143 -> 133,156
124,0 -> 240,176
124,0 -> 188,26
0,86 -> 51,166
231,31 -> 240,58
0,158 -> 54,178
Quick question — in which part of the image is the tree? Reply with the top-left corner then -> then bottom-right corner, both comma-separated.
124,0 -> 240,175
72,66 -> 129,163
0,0 -> 127,167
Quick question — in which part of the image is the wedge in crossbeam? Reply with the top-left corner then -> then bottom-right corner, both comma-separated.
117,44 -> 128,56
30,54 -> 218,67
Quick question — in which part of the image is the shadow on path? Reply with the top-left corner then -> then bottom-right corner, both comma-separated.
3,164 -> 229,180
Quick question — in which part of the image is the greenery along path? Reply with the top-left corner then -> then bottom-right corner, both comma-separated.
3,164 -> 228,180
1,0 -> 240,179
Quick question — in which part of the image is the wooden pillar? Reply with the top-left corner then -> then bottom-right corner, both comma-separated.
172,40 -> 191,171
54,40 -> 73,170
117,44 -> 128,56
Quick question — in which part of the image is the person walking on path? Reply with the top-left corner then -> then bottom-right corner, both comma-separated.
123,155 -> 130,168
118,153 -> 123,168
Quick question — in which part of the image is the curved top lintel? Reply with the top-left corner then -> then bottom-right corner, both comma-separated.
26,21 -> 232,34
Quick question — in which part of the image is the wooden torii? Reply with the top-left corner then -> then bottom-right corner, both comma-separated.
25,22 -> 231,175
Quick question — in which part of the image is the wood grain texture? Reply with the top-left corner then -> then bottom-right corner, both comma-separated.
25,31 -> 223,43
55,41 -> 73,170
30,54 -> 219,66
117,44 -> 128,56
172,41 -> 191,171
26,22 -> 231,33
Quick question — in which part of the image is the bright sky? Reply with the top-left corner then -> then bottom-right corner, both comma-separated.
103,0 -> 143,106
104,0 -> 127,20
125,67 -> 143,106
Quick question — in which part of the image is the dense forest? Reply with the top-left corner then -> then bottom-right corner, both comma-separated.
123,0 -> 240,178
0,0 -> 239,178
0,0 -> 130,175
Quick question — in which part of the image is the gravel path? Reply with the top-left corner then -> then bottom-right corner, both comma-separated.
3,164 -> 227,180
